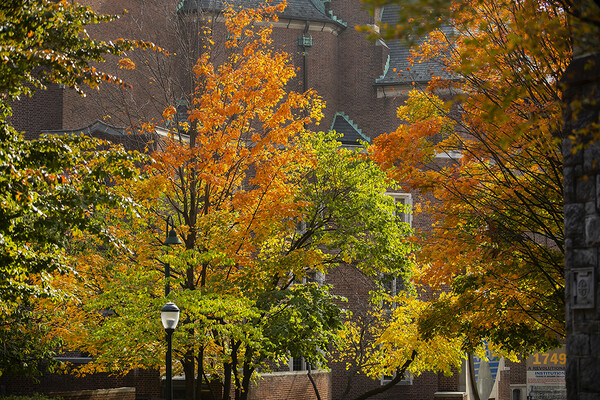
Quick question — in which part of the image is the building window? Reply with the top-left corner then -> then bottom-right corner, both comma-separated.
289,356 -> 310,372
381,273 -> 405,310
379,192 -> 411,309
386,192 -> 412,226
293,269 -> 323,285
381,371 -> 413,385
288,272 -> 322,372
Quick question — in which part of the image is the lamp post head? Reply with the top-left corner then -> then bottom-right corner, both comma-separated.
161,302 -> 180,331
163,228 -> 183,246
163,215 -> 183,246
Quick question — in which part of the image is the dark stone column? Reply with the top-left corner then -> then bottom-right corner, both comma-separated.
562,53 -> 600,400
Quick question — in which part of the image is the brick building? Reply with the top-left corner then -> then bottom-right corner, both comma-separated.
7,0 -> 532,399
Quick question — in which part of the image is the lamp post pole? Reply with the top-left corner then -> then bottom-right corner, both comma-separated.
166,327 -> 174,400
163,216 -> 183,296
162,217 -> 182,400
161,302 -> 180,400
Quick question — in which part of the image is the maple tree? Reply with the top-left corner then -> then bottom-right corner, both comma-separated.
52,5 -> 416,400
368,0 -> 569,354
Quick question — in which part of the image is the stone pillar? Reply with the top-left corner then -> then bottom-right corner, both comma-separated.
562,53 -> 600,400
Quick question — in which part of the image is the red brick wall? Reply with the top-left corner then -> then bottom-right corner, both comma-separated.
498,369 -> 511,400
10,0 -> 405,141
330,0 -> 402,139
0,369 -> 160,400
245,371 -> 331,400
506,358 -> 527,385
50,387 -> 135,400
438,368 -> 460,392
61,0 -> 185,132
10,84 -> 64,140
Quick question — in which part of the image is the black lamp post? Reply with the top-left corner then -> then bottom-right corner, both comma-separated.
161,302 -> 180,400
163,216 -> 182,296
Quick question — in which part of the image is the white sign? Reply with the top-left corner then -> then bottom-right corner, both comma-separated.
526,347 -> 566,400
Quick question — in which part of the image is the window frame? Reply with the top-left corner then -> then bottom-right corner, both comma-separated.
386,192 -> 413,226
380,370 -> 414,386
289,356 -> 310,372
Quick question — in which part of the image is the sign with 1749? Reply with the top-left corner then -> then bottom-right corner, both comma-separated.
526,346 -> 566,400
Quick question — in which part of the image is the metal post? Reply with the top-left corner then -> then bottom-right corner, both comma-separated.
163,215 -> 182,296
165,263 -> 170,296
166,328 -> 174,400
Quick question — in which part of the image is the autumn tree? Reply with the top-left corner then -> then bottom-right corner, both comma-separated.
367,0 -> 569,354
335,289 -> 466,400
54,5 -> 416,400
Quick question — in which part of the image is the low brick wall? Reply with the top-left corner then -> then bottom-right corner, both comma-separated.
246,371 -> 331,400
434,391 -> 467,400
50,387 -> 135,400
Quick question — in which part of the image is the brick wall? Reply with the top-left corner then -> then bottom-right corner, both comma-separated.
245,371 -> 331,400
10,0 -> 404,141
10,84 -> 64,140
0,369 -> 160,400
497,369 -> 511,400
50,387 -> 135,400
506,358 -> 527,386
331,0 -> 400,140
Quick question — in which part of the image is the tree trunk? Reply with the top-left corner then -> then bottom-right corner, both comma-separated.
468,353 -> 481,400
340,369 -> 360,400
222,361 -> 232,400
307,364 -> 322,400
183,352 -> 196,400
239,356 -> 254,400
231,341 -> 241,400
350,350 -> 417,400
196,348 -> 204,400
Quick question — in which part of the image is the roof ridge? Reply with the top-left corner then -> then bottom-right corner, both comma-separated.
177,0 -> 347,28
41,120 -> 128,136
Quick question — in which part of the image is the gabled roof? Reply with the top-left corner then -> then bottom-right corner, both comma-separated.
41,120 -> 128,137
41,120 -> 157,152
178,0 -> 346,29
330,112 -> 370,146
375,5 -> 455,86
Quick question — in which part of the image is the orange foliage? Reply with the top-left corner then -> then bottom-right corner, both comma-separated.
369,0 -> 568,353
149,1 -> 323,294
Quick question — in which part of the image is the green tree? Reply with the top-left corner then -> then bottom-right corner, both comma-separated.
0,0 -> 150,376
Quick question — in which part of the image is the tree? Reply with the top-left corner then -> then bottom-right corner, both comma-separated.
53,5 -> 416,400
367,0 -> 569,354
0,0 -> 151,376
335,291 -> 465,400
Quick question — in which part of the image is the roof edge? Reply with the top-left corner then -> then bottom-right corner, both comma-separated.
41,120 -> 128,137
330,112 -> 371,144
